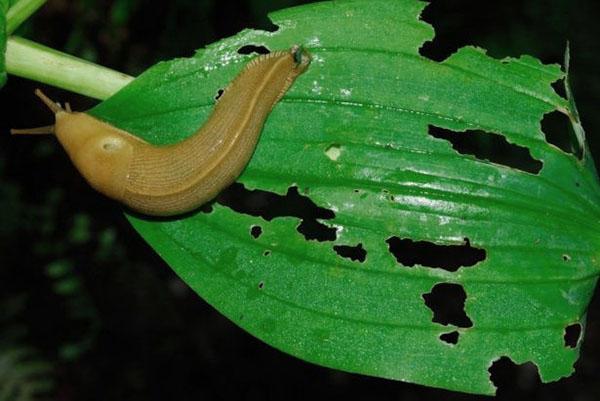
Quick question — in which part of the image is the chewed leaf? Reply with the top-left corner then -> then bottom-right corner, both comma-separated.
92,0 -> 600,395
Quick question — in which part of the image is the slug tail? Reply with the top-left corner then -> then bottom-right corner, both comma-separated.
290,45 -> 311,69
268,45 -> 311,107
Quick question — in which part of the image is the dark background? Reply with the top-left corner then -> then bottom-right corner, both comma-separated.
1,0 -> 600,399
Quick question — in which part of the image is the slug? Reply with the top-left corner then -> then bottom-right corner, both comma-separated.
12,45 -> 311,216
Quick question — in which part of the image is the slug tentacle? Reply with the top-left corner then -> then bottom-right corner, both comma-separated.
10,90 -> 64,135
11,46 -> 311,217
34,89 -> 64,114
11,125 -> 55,135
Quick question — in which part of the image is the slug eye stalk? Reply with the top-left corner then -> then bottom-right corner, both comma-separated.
10,89 -> 65,135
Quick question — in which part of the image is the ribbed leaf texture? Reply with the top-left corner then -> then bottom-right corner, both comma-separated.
91,0 -> 600,394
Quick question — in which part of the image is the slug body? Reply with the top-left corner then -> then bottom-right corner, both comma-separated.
13,46 -> 311,216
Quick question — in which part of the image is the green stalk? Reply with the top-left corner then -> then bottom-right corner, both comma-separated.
6,0 -> 47,34
6,36 -> 134,100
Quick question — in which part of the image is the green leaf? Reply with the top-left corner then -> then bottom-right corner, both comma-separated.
6,0 -> 46,35
91,0 -> 600,394
0,0 -> 8,88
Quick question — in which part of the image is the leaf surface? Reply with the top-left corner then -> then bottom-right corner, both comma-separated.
0,0 -> 8,88
92,0 -> 600,394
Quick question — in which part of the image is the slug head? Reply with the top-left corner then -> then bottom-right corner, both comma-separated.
54,111 -> 138,201
12,90 -> 139,202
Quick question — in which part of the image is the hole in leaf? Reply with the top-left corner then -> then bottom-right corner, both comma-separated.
333,243 -> 367,263
214,88 -> 224,101
325,144 -> 342,161
237,45 -> 271,55
417,4 -> 461,62
418,40 -> 454,63
199,203 -> 213,214
423,283 -> 473,328
541,110 -> 582,159
564,323 -> 582,348
386,237 -> 485,272
429,125 -> 542,174
258,281 -> 264,290
297,220 -> 337,242
551,78 -> 567,99
218,183 -> 336,242
489,357 -> 541,394
439,331 -> 459,345
562,254 -> 571,262
263,250 -> 271,257
250,225 -> 262,239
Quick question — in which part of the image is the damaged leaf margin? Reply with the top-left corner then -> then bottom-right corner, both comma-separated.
563,43 -> 587,159
90,0 -> 600,395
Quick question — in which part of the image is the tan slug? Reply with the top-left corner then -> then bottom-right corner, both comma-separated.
12,45 -> 312,216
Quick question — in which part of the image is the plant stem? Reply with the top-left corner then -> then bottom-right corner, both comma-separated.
6,0 -> 47,34
6,36 -> 134,100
